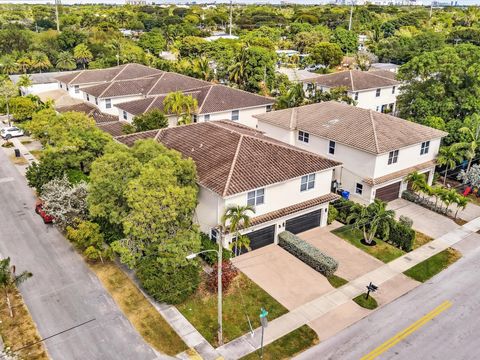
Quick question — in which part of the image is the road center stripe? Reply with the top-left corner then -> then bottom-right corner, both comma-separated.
360,300 -> 452,360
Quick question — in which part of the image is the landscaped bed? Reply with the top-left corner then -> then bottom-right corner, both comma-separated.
90,261 -> 187,356
240,325 -> 319,360
0,286 -> 48,360
177,272 -> 288,347
413,231 -> 434,249
327,274 -> 348,288
332,226 -> 405,263
403,248 -> 461,282
353,294 -> 378,310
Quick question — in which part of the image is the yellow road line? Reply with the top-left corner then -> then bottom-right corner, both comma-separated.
361,300 -> 452,360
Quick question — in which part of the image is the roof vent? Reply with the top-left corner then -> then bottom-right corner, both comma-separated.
323,118 -> 340,128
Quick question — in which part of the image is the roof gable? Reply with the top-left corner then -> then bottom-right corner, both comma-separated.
305,70 -> 400,91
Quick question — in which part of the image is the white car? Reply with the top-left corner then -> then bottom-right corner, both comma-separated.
1,127 -> 24,140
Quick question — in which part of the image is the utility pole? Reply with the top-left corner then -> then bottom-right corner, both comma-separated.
229,0 -> 233,36
55,0 -> 61,32
348,1 -> 354,31
217,230 -> 223,346
429,1 -> 433,19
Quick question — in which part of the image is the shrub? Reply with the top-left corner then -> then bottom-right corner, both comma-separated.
136,256 -> 200,304
327,204 -> 338,225
1,141 -> 13,148
199,232 -> 232,266
399,215 -> 413,228
332,198 -> 357,224
66,220 -> 113,262
278,231 -> 338,277
389,222 -> 415,252
206,260 -> 238,293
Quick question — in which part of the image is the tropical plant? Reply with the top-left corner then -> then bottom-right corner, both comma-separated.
346,199 -> 395,245
458,114 -> 480,171
454,196 -> 468,219
192,57 -> 213,81
0,258 -> 32,317
0,80 -> 19,125
163,91 -> 198,125
405,171 -> 428,195
73,43 -> 93,69
222,205 -> 255,256
56,51 -> 76,70
17,74 -> 32,88
437,145 -> 464,185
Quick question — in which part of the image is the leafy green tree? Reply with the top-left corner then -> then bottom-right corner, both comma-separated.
67,221 -> 113,263
332,28 -> 358,54
0,80 -> 19,126
163,91 -> 198,125
132,109 -> 168,131
0,55 -> 19,74
308,42 -> 343,68
138,29 -> 166,55
17,74 -> 32,88
73,43 -> 93,69
176,36 -> 207,58
458,115 -> 480,171
0,257 -> 32,318
56,51 -> 76,70
10,96 -> 36,121
276,83 -> 305,110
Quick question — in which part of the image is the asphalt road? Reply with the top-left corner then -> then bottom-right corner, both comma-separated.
0,148 -> 160,359
295,233 -> 480,360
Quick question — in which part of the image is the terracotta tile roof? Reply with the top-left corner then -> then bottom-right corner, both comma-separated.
56,102 -> 118,124
363,160 -> 436,186
147,72 -> 212,95
96,121 -> 130,137
115,121 -> 340,197
82,76 -> 159,98
54,63 -> 163,86
254,101 -> 448,155
250,193 -> 340,227
115,84 -> 274,116
303,70 -> 400,91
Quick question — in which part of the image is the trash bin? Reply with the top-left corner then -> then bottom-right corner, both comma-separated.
14,149 -> 20,158
341,190 -> 350,200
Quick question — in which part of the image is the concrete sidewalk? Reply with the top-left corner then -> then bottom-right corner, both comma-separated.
217,216 -> 480,360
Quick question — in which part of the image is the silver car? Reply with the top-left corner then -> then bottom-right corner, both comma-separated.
1,127 -> 24,139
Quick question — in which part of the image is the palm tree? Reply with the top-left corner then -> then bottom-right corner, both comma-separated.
73,44 -> 93,69
430,186 -> 443,211
440,189 -> 458,215
458,114 -> 480,171
276,83 -> 305,110
228,47 -> 248,88
0,258 -> 32,317
16,56 -> 33,73
192,57 -> 213,81
454,196 -> 468,219
0,55 -> 19,74
17,74 -> 32,89
437,145 -> 464,185
222,205 -> 255,256
56,51 -> 76,70
163,91 -> 198,125
405,171 -> 428,196
346,199 -> 395,245
30,51 -> 52,73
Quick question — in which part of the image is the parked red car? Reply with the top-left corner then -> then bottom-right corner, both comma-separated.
35,200 -> 54,224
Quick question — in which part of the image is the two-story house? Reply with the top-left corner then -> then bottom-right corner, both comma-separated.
254,101 -> 447,204
115,121 -> 340,251
115,84 -> 274,128
302,70 -> 400,114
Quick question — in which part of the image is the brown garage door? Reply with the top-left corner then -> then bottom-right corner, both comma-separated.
375,182 -> 401,202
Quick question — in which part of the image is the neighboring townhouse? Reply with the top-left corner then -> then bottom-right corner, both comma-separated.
254,101 -> 447,204
302,70 -> 401,114
54,63 -> 163,99
116,84 -> 274,128
115,121 -> 340,251
10,70 -> 77,96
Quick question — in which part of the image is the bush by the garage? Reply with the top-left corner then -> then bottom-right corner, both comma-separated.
327,204 -> 338,225
331,198 -> 357,224
199,232 -> 232,266
278,231 -> 338,277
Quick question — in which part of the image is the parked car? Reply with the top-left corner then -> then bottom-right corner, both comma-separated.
35,200 -> 53,224
304,64 -> 326,72
1,127 -> 24,140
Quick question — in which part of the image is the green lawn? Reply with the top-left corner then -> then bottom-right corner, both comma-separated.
403,248 -> 461,282
240,325 -> 319,360
327,274 -> 348,288
332,226 -> 405,263
413,231 -> 434,249
177,273 -> 288,346
353,294 -> 378,310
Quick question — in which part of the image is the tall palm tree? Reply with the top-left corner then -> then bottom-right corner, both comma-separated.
0,257 -> 32,317
346,199 -> 395,245
30,51 -> 52,73
437,145 -> 464,185
16,56 -> 33,73
454,196 -> 468,219
458,114 -> 480,171
228,47 -> 248,88
222,205 -> 255,256
192,57 -> 213,81
405,171 -> 428,195
0,55 -> 19,74
56,51 -> 77,70
163,91 -> 198,125
73,44 -> 93,69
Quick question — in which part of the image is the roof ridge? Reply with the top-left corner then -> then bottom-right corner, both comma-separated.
111,63 -> 129,82
369,110 -> 380,154
146,73 -> 166,96
99,81 -> 115,98
349,70 -> 355,91
67,70 -> 84,85
197,85 -> 214,113
215,83 -> 274,101
144,96 -> 159,113
368,71 -> 400,83
222,132 -> 244,197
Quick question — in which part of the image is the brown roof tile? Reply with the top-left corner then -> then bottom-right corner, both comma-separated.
96,121 -> 130,137
254,102 -> 447,155
115,121 -> 340,196
363,160 -> 436,186
303,70 -> 400,91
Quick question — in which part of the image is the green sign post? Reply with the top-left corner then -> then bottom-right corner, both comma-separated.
260,307 -> 268,359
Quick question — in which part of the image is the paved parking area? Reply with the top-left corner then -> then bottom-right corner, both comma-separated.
232,245 -> 334,310
299,223 -> 384,281
388,198 -> 459,238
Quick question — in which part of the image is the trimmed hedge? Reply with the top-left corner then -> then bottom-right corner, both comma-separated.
278,231 -> 338,277
200,232 -> 232,266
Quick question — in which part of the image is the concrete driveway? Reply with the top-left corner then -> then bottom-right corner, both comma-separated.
232,245 -> 333,310
388,198 -> 459,238
299,223 -> 384,281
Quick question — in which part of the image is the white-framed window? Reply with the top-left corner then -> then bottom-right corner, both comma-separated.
95,97 -> 98,105
355,182 -> 363,195
59,83 -> 63,89
392,86 -> 396,94
86,94 -> 90,101
420,141 -> 430,155
354,92 -> 359,101
300,173 -> 315,192
266,105 -> 272,112
231,110 -> 239,121
105,98 -> 112,109
329,140 -> 335,155
247,188 -> 265,206
376,88 -> 381,97
210,228 -> 218,242
73,85 -> 79,94
204,114 -> 210,121
298,130 -> 309,143
193,114 -> 198,123
66,85 -> 69,91
122,110 -> 128,120
388,149 -> 399,165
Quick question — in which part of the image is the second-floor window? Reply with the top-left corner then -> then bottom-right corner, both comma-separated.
204,114 -> 210,121
122,110 -> 128,120
193,114 -> 198,123
376,88 -> 381,97
105,98 -> 112,109
300,174 -> 315,192
329,140 -> 336,155
388,149 -> 399,165
210,228 -> 218,242
86,94 -> 90,101
95,97 -> 98,105
74,85 -> 80,94
231,110 -> 239,121
298,130 -> 309,143
392,86 -> 396,94
266,105 -> 272,112
420,141 -> 430,155
356,183 -> 363,195
354,92 -> 359,101
247,188 -> 264,206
